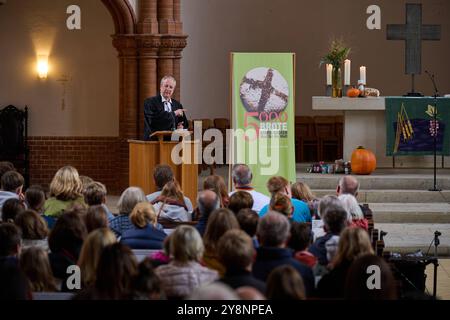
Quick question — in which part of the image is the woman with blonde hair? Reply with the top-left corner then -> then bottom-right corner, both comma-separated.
203,175 -> 229,208
259,176 -> 311,223
43,166 -> 86,218
152,180 -> 191,224
269,193 -> 293,219
317,227 -> 374,299
291,181 -> 319,219
78,228 -> 117,288
156,225 -> 218,299
20,247 -> 58,292
202,208 -> 240,276
121,202 -> 167,249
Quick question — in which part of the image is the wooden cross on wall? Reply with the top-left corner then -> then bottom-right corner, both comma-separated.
387,3 -> 441,95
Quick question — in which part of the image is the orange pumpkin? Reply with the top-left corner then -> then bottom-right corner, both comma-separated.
347,87 -> 360,98
351,146 -> 376,175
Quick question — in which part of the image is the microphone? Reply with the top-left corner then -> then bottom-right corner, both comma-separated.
425,70 -> 439,97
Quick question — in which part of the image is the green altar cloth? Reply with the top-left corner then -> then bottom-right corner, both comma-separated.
385,97 -> 450,156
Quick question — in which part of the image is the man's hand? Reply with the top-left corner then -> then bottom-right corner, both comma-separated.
177,123 -> 184,129
174,109 -> 186,117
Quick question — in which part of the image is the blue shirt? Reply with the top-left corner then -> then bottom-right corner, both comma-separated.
259,198 -> 311,223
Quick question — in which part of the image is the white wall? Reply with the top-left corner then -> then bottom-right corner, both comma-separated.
0,0 -> 118,136
181,0 -> 450,119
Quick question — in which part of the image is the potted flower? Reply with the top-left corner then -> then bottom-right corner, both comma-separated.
320,39 -> 351,97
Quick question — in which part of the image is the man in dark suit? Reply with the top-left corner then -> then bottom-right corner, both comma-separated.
143,75 -> 189,140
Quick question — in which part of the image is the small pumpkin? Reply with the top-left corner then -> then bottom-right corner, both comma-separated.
351,146 -> 376,175
347,87 -> 360,98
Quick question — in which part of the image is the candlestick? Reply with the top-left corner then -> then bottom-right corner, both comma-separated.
360,66 -> 366,85
326,64 -> 332,85
344,59 -> 351,85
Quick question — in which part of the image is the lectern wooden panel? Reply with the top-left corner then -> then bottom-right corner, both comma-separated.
128,132 -> 198,203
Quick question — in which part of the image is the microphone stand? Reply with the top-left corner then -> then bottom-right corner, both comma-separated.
426,71 -> 441,192
432,231 -> 441,299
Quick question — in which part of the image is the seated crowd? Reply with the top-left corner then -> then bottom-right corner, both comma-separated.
0,161 -> 402,300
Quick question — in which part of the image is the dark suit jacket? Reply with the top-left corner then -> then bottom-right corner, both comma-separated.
143,95 -> 189,140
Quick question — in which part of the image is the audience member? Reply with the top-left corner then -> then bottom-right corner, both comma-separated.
121,202 -> 166,249
74,243 -> 138,300
0,261 -> 30,300
156,225 -> 218,299
79,175 -> 94,193
0,223 -> 22,263
266,265 -> 306,300
152,180 -> 192,223
83,181 -> 114,220
78,228 -> 117,288
0,161 -> 15,180
218,229 -> 266,293
229,164 -> 270,213
132,257 -> 164,300
2,198 -> 25,223
269,193 -> 293,219
25,185 -> 46,214
109,187 -> 147,237
203,175 -> 229,208
259,176 -> 311,223
48,211 -> 87,291
236,208 -> 259,247
147,164 -> 193,210
20,247 -> 58,292
195,190 -> 220,236
291,181 -> 319,218
344,254 -> 398,300
309,196 -> 348,266
0,170 -> 25,217
253,212 -> 315,297
228,191 -> 254,215
338,194 -> 369,230
44,166 -> 86,218
288,222 -> 317,268
14,210 -> 49,251
84,205 -> 109,233
203,208 -> 240,276
317,227 -> 374,299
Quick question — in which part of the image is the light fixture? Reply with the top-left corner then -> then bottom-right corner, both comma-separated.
37,55 -> 49,79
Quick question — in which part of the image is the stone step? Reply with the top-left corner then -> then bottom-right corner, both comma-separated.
313,189 -> 450,203
375,223 -> 450,257
369,203 -> 450,223
297,172 -> 450,190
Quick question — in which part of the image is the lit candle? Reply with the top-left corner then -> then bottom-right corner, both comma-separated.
326,64 -> 332,85
344,59 -> 351,85
360,66 -> 366,84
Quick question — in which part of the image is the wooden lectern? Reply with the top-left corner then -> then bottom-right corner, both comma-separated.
128,130 -> 199,202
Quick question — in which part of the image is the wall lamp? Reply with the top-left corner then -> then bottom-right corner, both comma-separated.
37,55 -> 49,79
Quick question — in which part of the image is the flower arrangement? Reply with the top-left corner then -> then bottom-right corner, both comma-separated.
319,39 -> 351,69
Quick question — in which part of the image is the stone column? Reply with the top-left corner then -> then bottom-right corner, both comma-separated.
137,36 -> 160,138
137,0 -> 159,34
173,0 -> 183,34
112,35 -> 139,191
158,0 -> 175,34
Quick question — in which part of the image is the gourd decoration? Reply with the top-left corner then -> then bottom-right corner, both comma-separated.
346,87 -> 360,98
351,146 -> 376,175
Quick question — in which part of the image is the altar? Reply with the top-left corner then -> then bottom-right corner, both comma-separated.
312,97 -> 450,168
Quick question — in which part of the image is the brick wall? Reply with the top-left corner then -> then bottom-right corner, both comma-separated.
28,137 -> 121,195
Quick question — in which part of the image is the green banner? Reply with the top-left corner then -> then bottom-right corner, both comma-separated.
386,97 -> 450,156
230,53 -> 296,195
